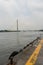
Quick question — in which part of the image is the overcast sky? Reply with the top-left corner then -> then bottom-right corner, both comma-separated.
0,0 -> 43,30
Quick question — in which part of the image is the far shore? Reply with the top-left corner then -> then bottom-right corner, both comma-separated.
0,30 -> 43,32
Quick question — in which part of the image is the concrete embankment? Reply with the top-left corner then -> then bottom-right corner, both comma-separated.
7,37 -> 41,65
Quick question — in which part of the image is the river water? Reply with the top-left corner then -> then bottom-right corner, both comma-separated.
0,31 -> 43,65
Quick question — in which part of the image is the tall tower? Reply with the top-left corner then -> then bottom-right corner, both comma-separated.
17,19 -> 18,31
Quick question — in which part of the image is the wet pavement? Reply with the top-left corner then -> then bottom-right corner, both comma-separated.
7,39 -> 43,65
13,41 -> 39,65
35,41 -> 43,65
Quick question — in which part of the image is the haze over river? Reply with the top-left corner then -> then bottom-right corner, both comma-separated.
0,31 -> 43,65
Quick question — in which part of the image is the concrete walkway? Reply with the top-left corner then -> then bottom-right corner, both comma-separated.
15,39 -> 43,65
13,41 -> 39,65
7,39 -> 43,65
35,40 -> 43,65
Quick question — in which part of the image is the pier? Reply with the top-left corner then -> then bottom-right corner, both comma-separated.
7,38 -> 43,65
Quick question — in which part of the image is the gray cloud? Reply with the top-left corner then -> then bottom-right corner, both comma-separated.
0,0 -> 43,30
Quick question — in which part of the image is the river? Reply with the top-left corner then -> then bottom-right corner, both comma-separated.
0,31 -> 43,65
